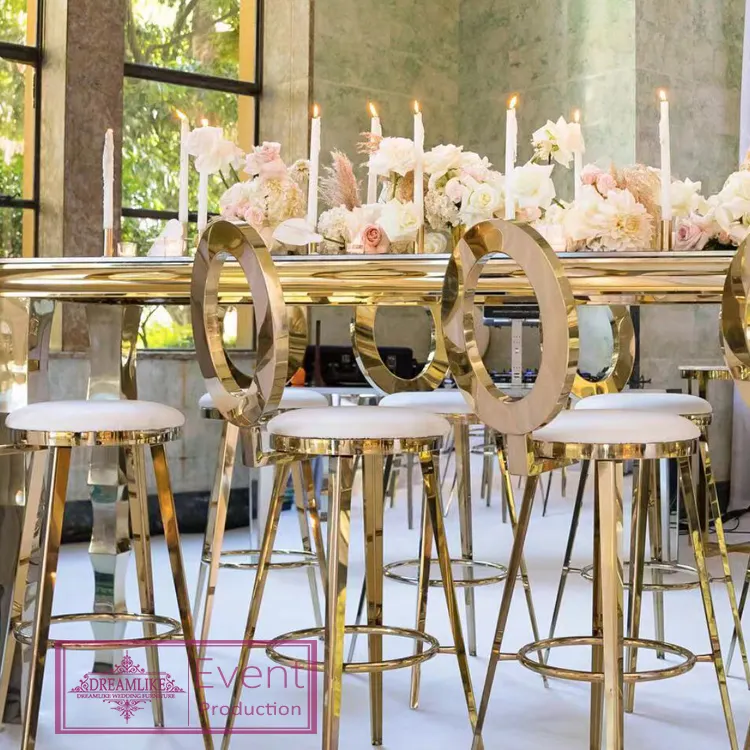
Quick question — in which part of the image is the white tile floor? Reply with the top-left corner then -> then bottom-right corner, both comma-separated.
1,458 -> 749,749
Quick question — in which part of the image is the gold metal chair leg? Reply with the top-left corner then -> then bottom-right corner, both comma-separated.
699,428 -> 750,687
322,456 -> 354,750
471,474 -> 539,750
728,560 -> 750,673
546,460 -> 589,662
496,445 -> 547,687
597,460 -> 624,750
647,459 -> 666,659
363,454 -> 385,746
678,455 -> 738,750
455,421 -> 476,657
150,444 -> 214,750
561,464 -> 568,499
590,479 -> 604,750
193,422 -> 238,650
542,472 -> 553,517
420,450 -> 479,737
126,445 -> 164,728
480,428 -> 489,505
292,462 -> 324,631
406,452 -> 415,530
624,460 -> 649,714
486,443 -> 496,513
410,494 -> 432,709
0,451 -> 45,726
22,447 -> 70,750
301,458 -> 328,600
221,462 -> 290,749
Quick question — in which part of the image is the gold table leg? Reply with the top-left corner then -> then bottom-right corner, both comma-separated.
455,421 -> 476,656
410,494 -> 432,709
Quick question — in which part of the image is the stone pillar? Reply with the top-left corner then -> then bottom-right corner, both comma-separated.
258,0 -> 313,161
38,0 -> 126,350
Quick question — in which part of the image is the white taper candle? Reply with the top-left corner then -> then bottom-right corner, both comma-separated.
102,129 -> 114,230
367,102 -> 382,204
659,89 -> 672,221
413,101 -> 424,227
505,96 -> 517,221
306,104 -> 321,229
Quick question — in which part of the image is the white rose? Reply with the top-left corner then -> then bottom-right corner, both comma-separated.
369,137 -> 416,177
424,232 -> 448,254
186,125 -> 244,175
512,163 -> 556,210
719,170 -> 750,204
563,185 -> 611,242
459,183 -> 503,227
424,144 -> 464,180
376,199 -> 420,242
670,178 -> 704,218
460,151 -> 493,181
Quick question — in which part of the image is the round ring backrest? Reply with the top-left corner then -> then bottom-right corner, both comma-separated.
721,239 -> 750,403
572,306 -> 635,398
441,219 -> 579,435
191,219 -> 288,426
351,304 -> 449,393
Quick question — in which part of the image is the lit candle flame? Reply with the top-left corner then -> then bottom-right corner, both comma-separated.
175,109 -> 187,122
659,89 -> 668,102
369,102 -> 378,118
509,95 -> 518,110
313,103 -> 320,118
573,109 -> 581,124
201,118 -> 209,127
413,100 -> 420,115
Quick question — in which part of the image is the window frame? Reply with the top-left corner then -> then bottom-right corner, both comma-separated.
0,2 -> 45,257
121,0 -> 264,226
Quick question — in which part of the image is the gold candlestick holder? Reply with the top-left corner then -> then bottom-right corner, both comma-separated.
656,218 -> 674,250
306,242 -> 318,255
103,228 -> 115,257
414,225 -> 425,254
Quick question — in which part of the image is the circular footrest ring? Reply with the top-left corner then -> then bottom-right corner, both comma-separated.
13,612 -> 182,649
203,548 -> 317,571
266,625 -> 439,674
517,636 -> 696,683
580,561 -> 700,591
383,558 -> 508,587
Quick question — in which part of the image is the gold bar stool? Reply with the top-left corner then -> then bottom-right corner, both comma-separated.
377,390 -> 546,700
192,387 -> 328,650
472,409 -> 739,750
5,399 -> 212,750
222,406 -> 479,750
547,391 -> 750,698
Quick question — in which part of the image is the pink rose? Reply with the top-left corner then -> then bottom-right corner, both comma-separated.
359,224 -> 391,254
245,141 -> 283,176
674,220 -> 706,250
581,164 -> 603,186
259,158 -> 287,181
595,172 -> 617,195
243,205 -> 266,228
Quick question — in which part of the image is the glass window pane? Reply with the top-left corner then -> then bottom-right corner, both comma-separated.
0,207 -> 32,257
122,78 -> 255,213
126,0 -> 257,81
0,59 -> 35,202
0,0 -> 36,46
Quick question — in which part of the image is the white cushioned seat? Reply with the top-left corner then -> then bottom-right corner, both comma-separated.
7,400 -> 185,434
267,406 -> 450,440
575,391 -> 711,416
199,388 -> 328,412
533,410 -> 700,446
379,390 -> 472,415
